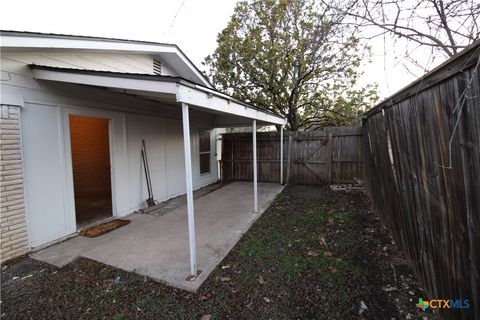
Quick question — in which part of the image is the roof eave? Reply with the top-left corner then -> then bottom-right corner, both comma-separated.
0,30 -> 214,89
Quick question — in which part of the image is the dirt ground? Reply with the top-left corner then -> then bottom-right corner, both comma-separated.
1,185 -> 439,319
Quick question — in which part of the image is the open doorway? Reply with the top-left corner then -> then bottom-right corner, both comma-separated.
69,115 -> 112,228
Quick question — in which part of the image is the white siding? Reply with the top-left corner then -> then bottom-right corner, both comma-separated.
21,104 -> 72,246
165,120 -> 187,196
2,50 -> 180,76
126,114 -> 171,209
159,61 -> 177,77
1,52 -> 216,248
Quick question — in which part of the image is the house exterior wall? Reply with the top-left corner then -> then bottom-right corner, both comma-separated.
1,52 -> 217,252
0,105 -> 29,263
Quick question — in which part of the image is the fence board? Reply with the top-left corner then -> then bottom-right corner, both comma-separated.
363,42 -> 479,319
221,126 -> 363,184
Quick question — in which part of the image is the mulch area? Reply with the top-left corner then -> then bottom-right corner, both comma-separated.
1,185 -> 439,319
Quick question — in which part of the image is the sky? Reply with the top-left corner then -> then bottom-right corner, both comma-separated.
0,0 -> 444,100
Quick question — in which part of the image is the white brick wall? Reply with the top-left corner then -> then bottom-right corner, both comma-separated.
1,105 -> 28,263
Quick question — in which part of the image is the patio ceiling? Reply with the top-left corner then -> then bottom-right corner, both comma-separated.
30,65 -> 286,128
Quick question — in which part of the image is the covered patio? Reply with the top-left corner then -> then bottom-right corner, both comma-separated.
28,65 -> 286,291
32,182 -> 283,291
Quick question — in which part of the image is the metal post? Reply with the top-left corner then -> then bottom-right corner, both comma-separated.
181,103 -> 197,277
253,119 -> 258,213
280,125 -> 284,184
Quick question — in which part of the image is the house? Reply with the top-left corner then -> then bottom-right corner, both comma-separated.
0,31 -> 286,279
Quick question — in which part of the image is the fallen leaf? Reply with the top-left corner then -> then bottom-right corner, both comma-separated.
358,300 -> 368,315
198,295 -> 208,301
307,250 -> 320,257
220,276 -> 231,282
258,275 -> 266,284
383,286 -> 398,292
328,267 -> 336,274
200,315 -> 212,320
324,251 -> 333,257
319,237 -> 327,246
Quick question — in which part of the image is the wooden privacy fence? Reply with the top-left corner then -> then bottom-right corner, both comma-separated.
363,41 -> 479,319
221,125 -> 363,185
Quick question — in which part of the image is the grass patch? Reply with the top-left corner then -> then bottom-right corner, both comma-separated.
2,186 -> 426,319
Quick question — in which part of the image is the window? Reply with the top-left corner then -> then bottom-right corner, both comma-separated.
199,130 -> 211,174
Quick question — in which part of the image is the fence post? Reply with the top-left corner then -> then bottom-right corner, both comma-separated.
326,133 -> 333,184
286,133 -> 293,184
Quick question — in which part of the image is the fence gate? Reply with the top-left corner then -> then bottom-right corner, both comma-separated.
289,131 -> 331,184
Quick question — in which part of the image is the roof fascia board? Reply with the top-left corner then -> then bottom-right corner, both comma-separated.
175,79 -> 284,120
1,34 -> 212,88
176,84 -> 285,125
32,68 -> 178,94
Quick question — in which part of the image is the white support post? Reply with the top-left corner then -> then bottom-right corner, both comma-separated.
280,125 -> 284,184
181,103 -> 197,278
253,119 -> 258,213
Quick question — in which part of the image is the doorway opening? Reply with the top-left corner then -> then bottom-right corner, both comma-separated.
69,115 -> 112,228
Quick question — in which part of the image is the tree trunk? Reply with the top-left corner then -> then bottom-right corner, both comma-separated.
288,111 -> 299,131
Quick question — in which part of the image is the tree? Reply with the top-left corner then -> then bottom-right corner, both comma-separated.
338,0 -> 479,72
203,0 -> 378,131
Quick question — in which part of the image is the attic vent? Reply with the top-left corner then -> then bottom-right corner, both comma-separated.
153,59 -> 162,75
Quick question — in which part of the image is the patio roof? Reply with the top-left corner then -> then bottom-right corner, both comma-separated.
30,65 -> 286,127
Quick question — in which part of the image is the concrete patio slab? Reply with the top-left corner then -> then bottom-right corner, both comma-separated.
31,182 -> 284,291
